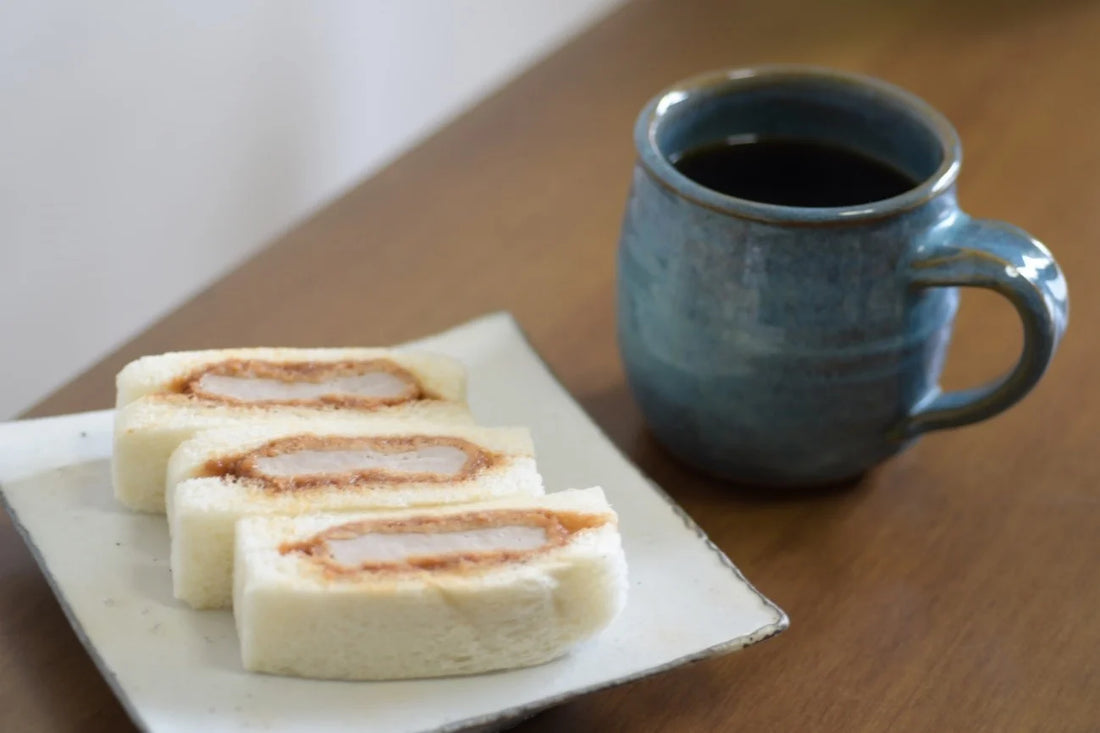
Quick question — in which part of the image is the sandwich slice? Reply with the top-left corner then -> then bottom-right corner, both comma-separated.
167,420 -> 544,609
112,348 -> 471,512
234,487 -> 627,680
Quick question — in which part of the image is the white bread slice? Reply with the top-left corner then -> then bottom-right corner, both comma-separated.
115,347 -> 466,409
234,488 -> 627,680
113,396 -> 473,513
167,420 -> 545,609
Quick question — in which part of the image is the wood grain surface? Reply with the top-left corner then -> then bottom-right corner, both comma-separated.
8,0 -> 1100,730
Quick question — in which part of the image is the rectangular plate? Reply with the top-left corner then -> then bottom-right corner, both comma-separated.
0,313 -> 787,733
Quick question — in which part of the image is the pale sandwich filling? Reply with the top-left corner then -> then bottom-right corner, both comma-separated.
326,525 -> 549,566
196,371 -> 410,403
253,444 -> 469,478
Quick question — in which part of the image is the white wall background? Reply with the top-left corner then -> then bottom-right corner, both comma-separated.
0,0 -> 621,418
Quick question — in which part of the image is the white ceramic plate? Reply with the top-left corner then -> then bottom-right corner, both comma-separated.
0,313 -> 787,733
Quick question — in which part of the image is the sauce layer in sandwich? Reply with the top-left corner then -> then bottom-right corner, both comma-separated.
205,435 -> 494,491
282,509 -> 609,574
175,358 -> 427,408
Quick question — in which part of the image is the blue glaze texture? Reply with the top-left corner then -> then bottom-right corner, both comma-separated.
617,66 -> 1068,486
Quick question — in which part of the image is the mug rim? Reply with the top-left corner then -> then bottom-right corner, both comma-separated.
635,64 -> 963,225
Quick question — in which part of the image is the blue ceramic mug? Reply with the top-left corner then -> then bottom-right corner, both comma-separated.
617,65 -> 1068,486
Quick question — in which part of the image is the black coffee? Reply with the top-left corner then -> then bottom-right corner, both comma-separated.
671,136 -> 918,207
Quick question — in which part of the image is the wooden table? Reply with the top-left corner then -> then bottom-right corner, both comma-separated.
7,0 -> 1099,730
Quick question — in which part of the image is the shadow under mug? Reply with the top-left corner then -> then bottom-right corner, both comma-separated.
617,65 -> 1068,487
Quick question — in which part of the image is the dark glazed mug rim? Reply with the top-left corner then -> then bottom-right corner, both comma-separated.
635,64 -> 963,225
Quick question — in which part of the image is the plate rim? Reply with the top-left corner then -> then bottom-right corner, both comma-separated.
0,483 -> 151,732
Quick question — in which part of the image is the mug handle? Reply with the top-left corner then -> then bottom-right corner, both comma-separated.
897,216 -> 1069,439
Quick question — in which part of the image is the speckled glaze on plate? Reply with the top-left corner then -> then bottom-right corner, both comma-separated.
618,65 -> 1068,487
0,312 -> 786,733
